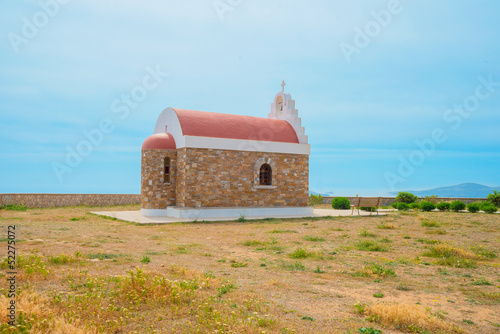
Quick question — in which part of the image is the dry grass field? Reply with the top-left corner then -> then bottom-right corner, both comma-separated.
0,205 -> 499,333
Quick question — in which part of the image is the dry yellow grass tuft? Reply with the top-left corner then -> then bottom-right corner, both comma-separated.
0,290 -> 94,334
366,303 -> 464,334
428,244 -> 477,259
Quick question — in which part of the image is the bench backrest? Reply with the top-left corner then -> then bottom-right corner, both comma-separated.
352,197 -> 381,207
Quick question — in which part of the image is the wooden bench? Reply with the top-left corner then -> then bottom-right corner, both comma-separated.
351,197 -> 382,216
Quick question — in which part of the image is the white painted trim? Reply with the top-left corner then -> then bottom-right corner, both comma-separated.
140,208 -> 169,217
162,206 -> 314,219
183,136 -> 310,155
269,92 -> 308,144
152,107 -> 310,155
153,107 -> 185,147
253,186 -> 277,190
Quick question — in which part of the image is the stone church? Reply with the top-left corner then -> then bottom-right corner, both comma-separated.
140,83 -> 312,219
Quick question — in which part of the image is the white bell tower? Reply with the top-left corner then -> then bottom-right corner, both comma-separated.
268,81 -> 308,144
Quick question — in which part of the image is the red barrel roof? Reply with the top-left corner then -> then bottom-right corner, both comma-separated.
173,108 -> 299,143
142,133 -> 176,150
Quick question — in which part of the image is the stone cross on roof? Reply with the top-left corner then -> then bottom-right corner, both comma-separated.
281,80 -> 286,92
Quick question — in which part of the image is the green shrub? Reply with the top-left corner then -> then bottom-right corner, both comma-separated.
409,203 -> 420,210
466,202 -> 480,213
390,202 -> 399,209
481,202 -> 498,214
487,190 -> 500,207
332,197 -> 351,210
309,194 -> 324,206
396,202 -> 409,211
419,201 -> 436,212
436,202 -> 450,211
0,204 -> 28,211
450,200 -> 466,212
395,192 -> 418,204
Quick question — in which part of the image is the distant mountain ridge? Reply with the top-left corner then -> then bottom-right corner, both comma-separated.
392,183 -> 500,198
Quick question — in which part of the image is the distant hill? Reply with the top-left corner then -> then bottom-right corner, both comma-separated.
391,183 -> 500,198
309,191 -> 334,196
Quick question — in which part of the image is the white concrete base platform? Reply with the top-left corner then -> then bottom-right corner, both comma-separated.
91,207 -> 386,224
141,206 -> 314,219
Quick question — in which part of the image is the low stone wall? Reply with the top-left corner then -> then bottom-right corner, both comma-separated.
323,196 -> 487,206
0,194 -> 141,208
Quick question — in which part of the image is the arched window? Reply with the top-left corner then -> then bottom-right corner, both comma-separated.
259,164 -> 272,186
164,157 -> 170,183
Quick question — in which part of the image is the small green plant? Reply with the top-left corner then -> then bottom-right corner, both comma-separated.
237,214 -> 247,222
332,197 -> 351,209
377,222 -> 395,229
353,301 -> 366,314
359,228 -> 376,237
417,238 -> 441,245
230,261 -> 248,268
313,266 -> 325,273
269,229 -> 298,234
354,240 -> 387,252
467,202 -> 481,213
471,245 -> 496,258
358,327 -> 382,334
395,192 -> 418,204
303,235 -> 325,242
282,261 -> 306,271
87,253 -> 121,260
140,256 -> 151,264
436,202 -> 450,211
421,219 -> 440,227
0,204 -> 28,211
301,316 -> 314,321
450,200 -> 466,212
373,293 -> 384,298
366,263 -> 396,277
379,237 -> 392,243
426,228 -> 447,235
423,244 -> 477,268
289,247 -> 313,259
243,240 -> 267,246
48,253 -> 76,265
462,319 -> 475,325
217,283 -> 236,297
390,202 -> 399,209
471,277 -> 492,286
419,201 -> 436,212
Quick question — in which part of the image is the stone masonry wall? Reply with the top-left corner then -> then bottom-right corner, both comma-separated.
141,149 -> 177,209
0,194 -> 140,208
175,147 -> 309,207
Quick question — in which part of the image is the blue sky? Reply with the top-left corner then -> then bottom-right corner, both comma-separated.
1,0 -> 499,196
